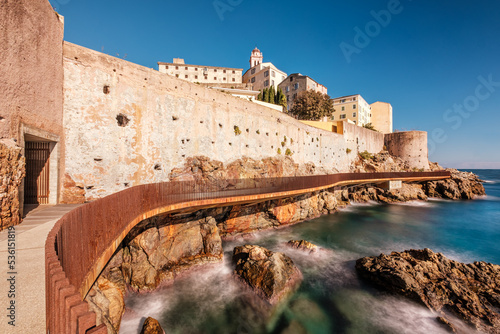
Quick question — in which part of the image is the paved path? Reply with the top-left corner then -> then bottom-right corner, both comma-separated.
0,204 -> 81,334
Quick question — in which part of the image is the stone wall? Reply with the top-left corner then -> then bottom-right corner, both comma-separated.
0,0 -> 65,207
62,42 -> 386,202
0,0 -> 64,142
0,140 -> 25,231
385,131 -> 429,170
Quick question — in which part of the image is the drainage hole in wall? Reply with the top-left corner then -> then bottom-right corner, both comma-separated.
94,158 -> 103,162
154,163 -> 162,171
172,116 -> 179,121
103,85 -> 111,94
116,113 -> 130,127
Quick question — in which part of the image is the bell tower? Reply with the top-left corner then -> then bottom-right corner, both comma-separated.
249,47 -> 263,68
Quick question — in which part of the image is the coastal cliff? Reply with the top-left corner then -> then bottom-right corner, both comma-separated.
86,154 -> 485,333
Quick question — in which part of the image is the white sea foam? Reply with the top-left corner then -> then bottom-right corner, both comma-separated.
392,200 -> 435,207
483,179 -> 499,184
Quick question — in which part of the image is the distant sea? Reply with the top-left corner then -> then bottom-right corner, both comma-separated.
120,170 -> 500,334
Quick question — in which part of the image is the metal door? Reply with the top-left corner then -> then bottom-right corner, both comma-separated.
25,142 -> 50,204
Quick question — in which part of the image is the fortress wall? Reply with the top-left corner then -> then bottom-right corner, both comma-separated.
343,122 -> 385,155
63,43 -> 388,201
0,0 -> 64,142
384,131 -> 430,170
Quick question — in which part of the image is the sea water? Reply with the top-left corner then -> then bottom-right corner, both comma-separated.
120,170 -> 500,334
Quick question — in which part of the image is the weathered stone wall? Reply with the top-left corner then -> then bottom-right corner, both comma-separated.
0,0 -> 64,142
62,42 -> 385,202
0,140 -> 25,231
385,131 -> 430,170
0,0 -> 65,207
343,122 -> 385,155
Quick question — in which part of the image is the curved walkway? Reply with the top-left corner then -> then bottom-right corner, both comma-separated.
0,205 -> 81,334
45,171 -> 450,333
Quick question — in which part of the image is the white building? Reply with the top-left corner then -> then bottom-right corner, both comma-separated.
158,58 -> 243,84
331,94 -> 372,126
242,48 -> 287,92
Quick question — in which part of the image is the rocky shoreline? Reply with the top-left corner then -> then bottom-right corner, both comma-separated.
356,249 -> 500,333
86,154 -> 486,333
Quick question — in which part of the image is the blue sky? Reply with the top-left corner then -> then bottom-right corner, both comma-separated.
49,0 -> 500,169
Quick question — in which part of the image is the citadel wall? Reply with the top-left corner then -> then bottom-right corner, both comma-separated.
62,43 -> 386,202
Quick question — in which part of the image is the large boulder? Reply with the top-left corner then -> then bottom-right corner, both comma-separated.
287,240 -> 318,253
356,249 -> 500,333
233,245 -> 302,304
140,317 -> 164,334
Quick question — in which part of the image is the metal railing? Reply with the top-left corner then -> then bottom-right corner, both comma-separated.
45,171 -> 450,333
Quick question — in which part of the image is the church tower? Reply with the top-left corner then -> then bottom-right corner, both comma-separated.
249,47 -> 263,68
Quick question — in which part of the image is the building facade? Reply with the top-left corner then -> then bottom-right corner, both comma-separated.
242,48 -> 287,92
331,94 -> 371,126
278,73 -> 328,111
158,58 -> 242,84
370,101 -> 393,133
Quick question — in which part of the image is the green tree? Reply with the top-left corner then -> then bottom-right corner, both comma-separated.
268,86 -> 275,104
257,90 -> 263,101
276,87 -> 287,110
289,91 -> 334,120
262,88 -> 269,103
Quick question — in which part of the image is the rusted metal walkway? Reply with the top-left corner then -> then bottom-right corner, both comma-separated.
45,171 -> 450,333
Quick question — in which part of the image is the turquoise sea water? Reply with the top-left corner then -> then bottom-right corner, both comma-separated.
121,170 -> 500,334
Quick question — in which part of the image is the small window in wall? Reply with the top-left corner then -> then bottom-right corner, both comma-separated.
214,77 -> 217,80
165,66 -> 169,69
223,78 -> 226,81
332,116 -> 335,120
195,75 -> 198,79
294,83 -> 299,90
195,68 -> 198,71
271,80 -> 275,86
251,68 -> 256,75
341,106 -> 345,111
285,86 -> 289,93
223,70 -> 226,73
272,71 -> 275,77
265,80 -> 269,86
204,76 -> 208,80
353,97 -> 357,101
353,112 -> 357,117
232,70 -> 236,74
286,95 -> 289,102
353,104 -> 357,109
214,69 -> 217,72
232,78 -> 235,82
185,67 -> 188,70
176,66 -> 179,70
265,71 -> 269,77
341,99 -> 346,103
251,77 -> 255,83
340,114 -> 346,119
176,74 -> 179,78
185,75 -> 188,78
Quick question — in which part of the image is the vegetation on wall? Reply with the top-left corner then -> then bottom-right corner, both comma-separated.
289,91 -> 334,120
362,123 -> 379,132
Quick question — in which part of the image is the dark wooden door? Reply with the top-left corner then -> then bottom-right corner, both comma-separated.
25,142 -> 50,204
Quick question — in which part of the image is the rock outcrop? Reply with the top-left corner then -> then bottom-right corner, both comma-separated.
356,249 -> 500,333
287,240 -> 318,253
0,139 -> 25,231
423,169 -> 485,200
233,245 -> 302,304
140,317 -> 164,334
86,214 -> 224,333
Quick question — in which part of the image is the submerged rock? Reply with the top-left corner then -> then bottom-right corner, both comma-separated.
287,240 -> 318,253
140,317 -> 164,334
355,248 -> 500,333
233,245 -> 302,304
